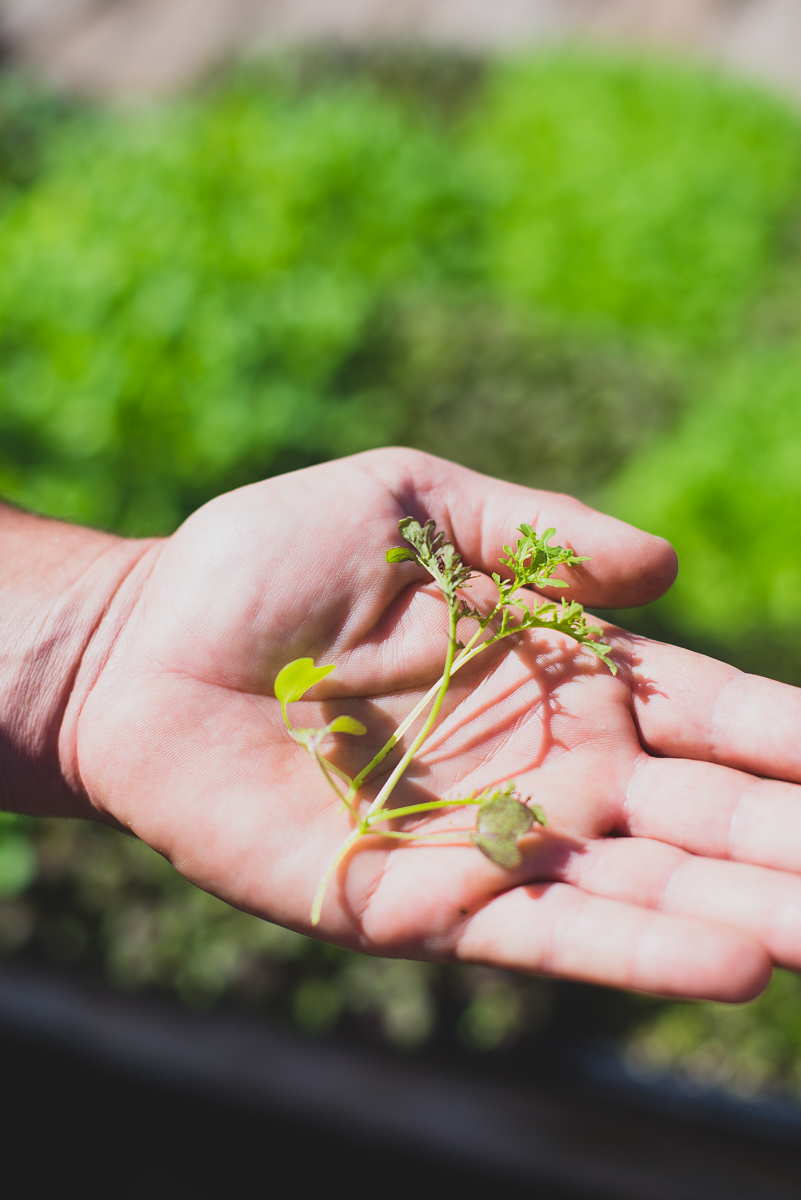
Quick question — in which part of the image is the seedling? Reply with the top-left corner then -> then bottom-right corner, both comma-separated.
275,519 -> 616,925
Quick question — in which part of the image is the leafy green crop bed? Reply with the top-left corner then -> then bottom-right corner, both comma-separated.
2,47 -> 801,1094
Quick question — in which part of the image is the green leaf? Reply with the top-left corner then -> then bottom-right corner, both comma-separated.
470,785 -> 538,869
327,715 -> 367,735
275,658 -> 336,705
498,523 -> 591,599
395,516 -> 473,611
386,546 -> 418,563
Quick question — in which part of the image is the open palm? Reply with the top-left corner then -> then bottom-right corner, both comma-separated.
75,449 -> 801,1001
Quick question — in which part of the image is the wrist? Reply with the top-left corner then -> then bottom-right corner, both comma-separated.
0,502 -> 161,818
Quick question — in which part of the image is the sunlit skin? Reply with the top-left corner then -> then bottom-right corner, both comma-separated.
10,448 -> 801,1002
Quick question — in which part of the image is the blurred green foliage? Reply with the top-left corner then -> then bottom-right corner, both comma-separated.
0,50 -> 797,532
605,162 -> 801,685
610,348 -> 801,650
607,240 -> 801,680
3,48 -> 801,1094
0,73 -> 81,197
468,52 -> 801,346
627,971 -> 801,1099
0,813 -> 37,899
0,67 -> 483,532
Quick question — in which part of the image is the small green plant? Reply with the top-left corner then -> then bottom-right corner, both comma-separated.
275,519 -> 616,925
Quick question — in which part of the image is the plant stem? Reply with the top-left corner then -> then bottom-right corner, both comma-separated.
367,829 -> 473,842
347,617 -> 490,796
366,797 -> 480,825
309,609 -> 462,926
346,594 -> 592,811
365,608 -> 459,819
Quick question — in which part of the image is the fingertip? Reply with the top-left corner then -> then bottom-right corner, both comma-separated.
714,932 -> 773,1003
633,531 -> 679,607
641,923 -> 772,1004
539,514 -> 678,609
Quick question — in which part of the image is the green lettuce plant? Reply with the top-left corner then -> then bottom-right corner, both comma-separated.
276,520 -> 615,924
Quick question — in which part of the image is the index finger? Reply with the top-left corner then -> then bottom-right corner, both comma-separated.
357,448 -> 679,610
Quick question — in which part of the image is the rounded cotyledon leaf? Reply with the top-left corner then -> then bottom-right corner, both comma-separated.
470,787 -> 543,869
327,715 -> 367,735
274,658 -> 336,705
385,546 -> 418,563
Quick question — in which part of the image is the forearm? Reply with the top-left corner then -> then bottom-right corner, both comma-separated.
0,502 -> 159,817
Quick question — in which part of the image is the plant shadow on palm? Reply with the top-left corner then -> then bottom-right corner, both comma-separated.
318,632 -> 610,915
331,647 -> 639,947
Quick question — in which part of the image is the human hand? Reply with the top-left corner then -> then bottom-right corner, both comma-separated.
62,449 -> 801,1001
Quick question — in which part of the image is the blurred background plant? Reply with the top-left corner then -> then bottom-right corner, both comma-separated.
2,44 -> 801,1097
